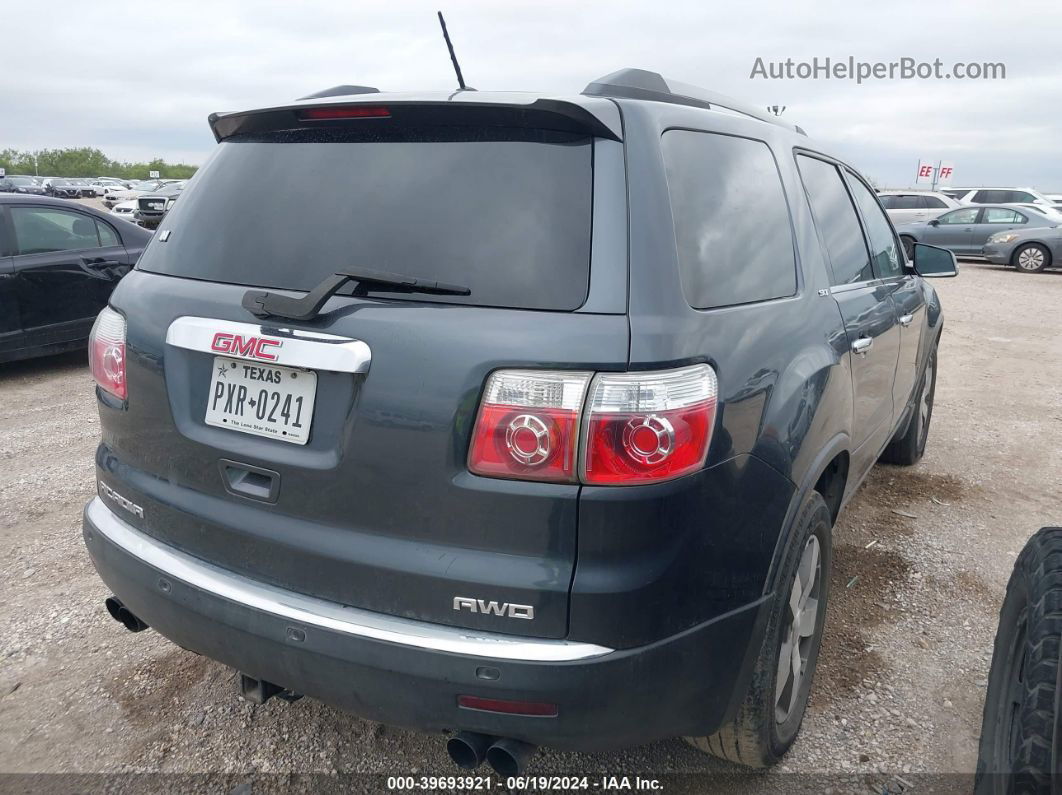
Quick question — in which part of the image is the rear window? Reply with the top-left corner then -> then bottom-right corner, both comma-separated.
661,130 -> 797,309
138,128 -> 594,311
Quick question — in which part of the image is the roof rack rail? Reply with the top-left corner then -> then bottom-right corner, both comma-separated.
297,85 -> 380,101
582,68 -> 807,136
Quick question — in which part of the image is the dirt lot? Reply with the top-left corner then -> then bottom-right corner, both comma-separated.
1,260 -> 1060,791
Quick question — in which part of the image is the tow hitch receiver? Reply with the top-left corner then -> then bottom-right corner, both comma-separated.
239,673 -> 303,705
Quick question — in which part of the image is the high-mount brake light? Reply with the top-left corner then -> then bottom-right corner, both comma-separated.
582,365 -> 718,485
297,106 -> 391,120
469,365 -> 718,486
89,307 -> 127,400
468,370 -> 591,484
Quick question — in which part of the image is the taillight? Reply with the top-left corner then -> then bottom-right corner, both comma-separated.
582,365 -> 717,484
469,364 -> 718,486
468,370 -> 591,484
89,307 -> 127,400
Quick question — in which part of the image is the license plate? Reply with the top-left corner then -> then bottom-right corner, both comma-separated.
205,356 -> 317,445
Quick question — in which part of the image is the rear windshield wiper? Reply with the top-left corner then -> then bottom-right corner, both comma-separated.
241,268 -> 471,321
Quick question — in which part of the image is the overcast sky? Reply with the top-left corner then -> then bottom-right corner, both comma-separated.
4,0 -> 1059,189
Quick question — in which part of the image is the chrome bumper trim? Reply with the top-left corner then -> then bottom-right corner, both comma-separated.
86,498 -> 612,662
166,316 -> 371,374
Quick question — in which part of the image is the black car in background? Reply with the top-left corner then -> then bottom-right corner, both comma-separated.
82,69 -> 957,773
43,178 -> 85,199
133,182 -> 186,229
0,176 -> 48,195
0,194 -> 152,363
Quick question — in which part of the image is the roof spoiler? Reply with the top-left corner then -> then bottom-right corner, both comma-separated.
207,98 -> 622,143
582,68 -> 807,136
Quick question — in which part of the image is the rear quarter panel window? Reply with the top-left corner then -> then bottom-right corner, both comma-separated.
796,154 -> 873,286
661,130 -> 797,309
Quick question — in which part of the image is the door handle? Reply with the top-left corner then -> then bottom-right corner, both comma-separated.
899,313 -> 914,327
851,337 -> 874,355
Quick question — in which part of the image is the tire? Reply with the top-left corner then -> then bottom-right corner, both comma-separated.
880,342 -> 937,466
1012,243 -> 1051,274
685,491 -> 832,767
975,527 -> 1062,794
900,235 -> 916,260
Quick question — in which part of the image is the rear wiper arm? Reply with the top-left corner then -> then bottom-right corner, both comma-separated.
241,268 -> 471,321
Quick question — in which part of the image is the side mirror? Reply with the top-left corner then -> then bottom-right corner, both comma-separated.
912,243 -> 958,278
928,219 -> 940,227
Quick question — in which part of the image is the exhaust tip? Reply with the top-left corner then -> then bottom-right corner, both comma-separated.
447,732 -> 492,770
486,738 -> 537,777
105,596 -> 149,633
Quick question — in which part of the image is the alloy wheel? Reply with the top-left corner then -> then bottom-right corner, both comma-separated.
775,535 -> 822,724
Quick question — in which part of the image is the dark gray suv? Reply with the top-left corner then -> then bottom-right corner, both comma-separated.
83,69 -> 956,775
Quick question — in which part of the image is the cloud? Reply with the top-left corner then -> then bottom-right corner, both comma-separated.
3,0 -> 1058,188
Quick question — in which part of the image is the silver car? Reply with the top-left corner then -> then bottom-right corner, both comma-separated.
982,225 -> 1062,273
894,204 -> 1059,259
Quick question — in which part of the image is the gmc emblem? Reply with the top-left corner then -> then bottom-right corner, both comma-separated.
453,596 -> 534,620
211,332 -> 282,361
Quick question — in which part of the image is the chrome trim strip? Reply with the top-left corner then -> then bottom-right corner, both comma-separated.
166,316 -> 371,374
86,498 -> 613,662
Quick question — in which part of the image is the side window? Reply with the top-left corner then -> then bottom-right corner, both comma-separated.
1008,191 -> 1036,203
662,130 -> 797,309
923,196 -> 948,209
938,208 -> 980,225
96,219 -> 120,247
983,208 -> 1024,224
796,154 -> 873,285
10,207 -> 102,255
878,195 -> 898,209
972,190 -> 1000,203
846,173 -> 902,279
897,196 -> 922,210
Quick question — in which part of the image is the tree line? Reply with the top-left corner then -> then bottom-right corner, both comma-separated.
0,147 -> 199,180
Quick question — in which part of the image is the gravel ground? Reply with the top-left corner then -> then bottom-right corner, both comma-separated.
1,259 -> 1060,792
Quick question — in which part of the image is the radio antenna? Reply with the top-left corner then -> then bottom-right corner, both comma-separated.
437,12 -> 472,91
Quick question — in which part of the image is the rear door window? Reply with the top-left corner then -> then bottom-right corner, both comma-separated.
138,129 -> 594,311
983,208 -> 1026,224
10,207 -> 103,254
923,196 -> 948,209
661,130 -> 796,309
846,172 -> 902,279
796,154 -> 873,286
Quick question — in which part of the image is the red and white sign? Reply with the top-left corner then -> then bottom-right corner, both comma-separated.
915,160 -> 936,185
937,161 -> 955,186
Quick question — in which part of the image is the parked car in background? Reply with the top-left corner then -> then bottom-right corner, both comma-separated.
43,178 -> 84,199
0,176 -> 48,195
877,191 -> 961,225
946,187 -> 1061,209
895,204 -> 1060,258
132,182 -> 186,229
82,69 -> 956,775
0,194 -> 151,363
109,199 -> 137,221
982,224 -> 1062,273
102,181 -> 163,208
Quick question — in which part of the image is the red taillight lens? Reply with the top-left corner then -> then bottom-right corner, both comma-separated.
297,105 -> 390,120
582,365 -> 717,485
458,695 -> 559,717
468,370 -> 591,484
89,307 -> 127,400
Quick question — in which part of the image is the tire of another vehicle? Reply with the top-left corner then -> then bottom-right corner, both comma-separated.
975,526 -> 1062,794
685,490 -> 832,767
880,342 -> 937,466
900,235 -> 916,260
1012,243 -> 1051,274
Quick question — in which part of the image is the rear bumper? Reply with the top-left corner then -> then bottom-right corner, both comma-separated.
83,497 -> 768,751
